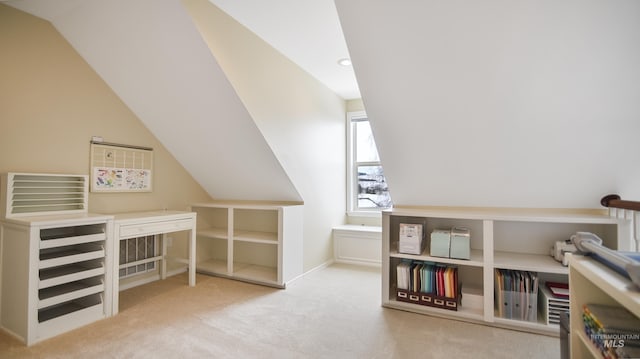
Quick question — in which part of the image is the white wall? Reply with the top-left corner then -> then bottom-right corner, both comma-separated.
183,0 -> 346,271
336,0 -> 640,208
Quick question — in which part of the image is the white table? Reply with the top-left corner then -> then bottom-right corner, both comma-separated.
111,210 -> 196,314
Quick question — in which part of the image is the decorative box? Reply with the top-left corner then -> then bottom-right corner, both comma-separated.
450,227 -> 471,260
430,229 -> 451,258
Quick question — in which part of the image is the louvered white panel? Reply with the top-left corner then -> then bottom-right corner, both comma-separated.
1,173 -> 89,218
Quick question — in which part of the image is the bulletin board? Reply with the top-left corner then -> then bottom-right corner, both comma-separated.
90,142 -> 153,192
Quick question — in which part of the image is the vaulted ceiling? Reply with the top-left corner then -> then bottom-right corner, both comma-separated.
5,0 -> 640,208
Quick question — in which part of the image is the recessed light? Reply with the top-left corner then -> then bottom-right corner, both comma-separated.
337,58 -> 352,67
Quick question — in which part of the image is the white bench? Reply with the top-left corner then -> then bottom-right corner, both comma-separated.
332,225 -> 382,266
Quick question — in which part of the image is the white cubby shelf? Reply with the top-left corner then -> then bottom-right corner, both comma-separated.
382,206 -> 631,336
191,202 -> 303,288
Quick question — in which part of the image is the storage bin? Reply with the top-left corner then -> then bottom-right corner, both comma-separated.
397,288 -> 461,311
430,229 -> 451,258
450,227 -> 470,260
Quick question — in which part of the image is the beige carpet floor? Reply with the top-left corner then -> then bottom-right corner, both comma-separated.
0,263 -> 559,358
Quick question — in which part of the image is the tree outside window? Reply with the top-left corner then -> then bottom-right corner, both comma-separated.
348,112 -> 392,213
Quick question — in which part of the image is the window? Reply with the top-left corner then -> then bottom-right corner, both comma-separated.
347,111 -> 392,214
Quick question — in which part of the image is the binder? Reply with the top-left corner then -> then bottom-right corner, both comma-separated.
412,263 -> 422,292
495,269 -> 539,322
529,272 -> 539,322
495,269 -> 504,318
397,261 -> 410,290
437,266 -> 445,297
444,267 -> 457,298
504,270 -> 513,319
422,262 -> 435,293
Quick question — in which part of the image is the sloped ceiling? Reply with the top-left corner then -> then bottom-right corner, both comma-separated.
9,0 -> 639,209
7,0 -> 302,202
335,0 -> 640,208
208,0 -> 359,99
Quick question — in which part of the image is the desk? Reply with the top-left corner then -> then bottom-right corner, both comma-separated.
111,210 -> 196,314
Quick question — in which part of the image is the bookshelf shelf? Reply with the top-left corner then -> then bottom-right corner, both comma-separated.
492,316 -> 559,335
234,263 -> 278,284
197,258 -> 228,274
493,251 -> 569,274
382,206 -> 630,337
389,248 -> 484,267
191,202 -> 303,288
197,227 -> 228,240
234,229 -> 278,243
386,298 -> 484,322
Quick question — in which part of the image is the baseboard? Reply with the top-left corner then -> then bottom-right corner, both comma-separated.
286,259 -> 335,286
334,258 -> 381,267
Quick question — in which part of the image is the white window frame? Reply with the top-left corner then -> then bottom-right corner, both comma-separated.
346,111 -> 391,217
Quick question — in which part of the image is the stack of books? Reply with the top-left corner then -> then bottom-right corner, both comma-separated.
583,303 -> 640,359
396,260 -> 460,311
494,269 -> 539,322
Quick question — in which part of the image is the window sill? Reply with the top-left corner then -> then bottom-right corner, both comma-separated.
347,210 -> 383,218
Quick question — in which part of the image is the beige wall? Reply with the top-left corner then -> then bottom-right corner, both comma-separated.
0,5 -> 211,215
346,99 -> 365,113
184,0 -> 347,271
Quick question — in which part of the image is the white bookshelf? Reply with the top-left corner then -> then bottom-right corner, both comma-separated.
569,254 -> 640,358
382,207 -> 630,336
191,202 -> 303,288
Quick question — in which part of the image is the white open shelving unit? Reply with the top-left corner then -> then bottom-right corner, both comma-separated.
382,206 -> 631,336
0,172 -> 114,345
190,202 -> 303,288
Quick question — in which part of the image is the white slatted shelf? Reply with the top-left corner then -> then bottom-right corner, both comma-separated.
38,280 -> 104,309
38,294 -> 103,324
39,248 -> 105,269
4,173 -> 88,218
1,172 -> 112,346
40,233 -> 105,249
39,263 -> 105,289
